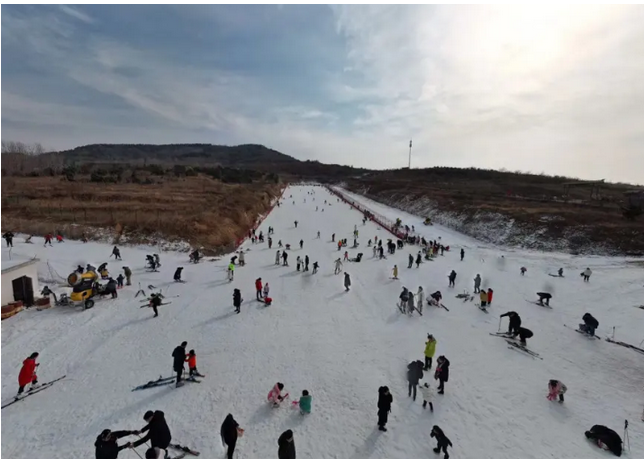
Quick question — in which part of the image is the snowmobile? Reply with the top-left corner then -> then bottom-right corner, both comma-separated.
67,270 -> 102,309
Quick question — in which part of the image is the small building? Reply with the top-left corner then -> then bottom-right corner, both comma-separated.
2,253 -> 39,307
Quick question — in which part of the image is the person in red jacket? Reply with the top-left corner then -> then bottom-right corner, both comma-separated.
18,352 -> 39,395
255,278 -> 263,301
487,288 -> 494,305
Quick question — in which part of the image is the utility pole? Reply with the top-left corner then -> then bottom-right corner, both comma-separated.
408,139 -> 412,169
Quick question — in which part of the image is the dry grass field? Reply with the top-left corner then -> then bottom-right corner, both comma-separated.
1,175 -> 283,253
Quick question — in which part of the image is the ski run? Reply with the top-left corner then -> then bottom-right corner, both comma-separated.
2,185 -> 643,459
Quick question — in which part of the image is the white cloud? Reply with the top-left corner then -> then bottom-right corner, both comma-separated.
58,5 -> 95,24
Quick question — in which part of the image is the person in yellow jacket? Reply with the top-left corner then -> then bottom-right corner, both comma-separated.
424,334 -> 437,370
479,290 -> 488,308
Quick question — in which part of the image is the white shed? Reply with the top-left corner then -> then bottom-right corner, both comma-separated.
2,254 -> 40,307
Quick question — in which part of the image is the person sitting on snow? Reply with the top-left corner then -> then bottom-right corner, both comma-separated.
267,382 -> 286,406
546,379 -> 567,403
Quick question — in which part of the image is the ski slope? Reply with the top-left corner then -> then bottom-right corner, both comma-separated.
2,185 -> 643,459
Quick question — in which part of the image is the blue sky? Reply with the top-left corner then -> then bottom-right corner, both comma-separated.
2,5 -> 644,183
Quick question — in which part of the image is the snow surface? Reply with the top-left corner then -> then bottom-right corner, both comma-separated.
2,185 -> 643,459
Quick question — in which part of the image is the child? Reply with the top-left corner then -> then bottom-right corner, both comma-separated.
292,390 -> 312,414
392,265 -> 398,279
487,288 -> 494,305
263,282 -> 270,298
185,350 -> 202,379
420,382 -> 434,411
479,290 -> 488,308
268,382 -> 287,406
116,274 -> 125,289
431,425 -> 453,459
546,379 -> 567,403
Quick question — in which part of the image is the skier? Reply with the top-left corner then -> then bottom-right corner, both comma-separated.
429,291 -> 443,306
238,251 -> 245,267
131,410 -> 172,452
547,379 -> 567,403
44,233 -> 53,246
424,334 -> 437,370
171,342 -> 187,387
111,246 -> 122,260
116,274 -> 125,289
228,262 -> 235,281
407,360 -> 424,400
275,250 -> 281,265
420,382 -> 434,411
581,267 -> 592,282
332,233 -> 335,242
282,251 -> 289,266
344,272 -> 351,291
408,254 -> 414,269
17,352 -> 39,396
399,287 -> 410,311
377,386 -> 393,432
220,414 -> 241,459
3,231 -> 14,247
392,265 -> 398,279
580,313 -> 599,337
557,267 -> 564,277
317,231 -> 320,239
294,221 -> 298,228
378,246 -> 385,259
173,267 -> 183,282
513,327 -> 533,346
417,287 -> 424,314
487,288 -> 494,305
185,349 -> 201,379
296,256 -> 302,271
95,428 -> 137,459
312,261 -> 319,274
344,251 -> 349,261
473,274 -> 482,293
416,252 -> 422,268
434,355 -> 450,394
520,266 -> 527,276
448,270 -> 457,288
431,425 -> 453,459
536,292 -> 552,306
304,255 -> 309,272
268,237 -> 273,249
267,382 -> 286,406
153,254 -> 161,268
148,294 -> 162,318
278,429 -> 296,459
500,311 -> 522,335
584,425 -> 622,457
189,249 -> 201,263
407,289 -> 416,315
479,289 -> 488,308
460,248 -> 464,261
299,239 -> 303,249
334,258 -> 343,275
56,234 -> 64,243
255,278 -> 263,300
233,289 -> 242,314
278,240 -> 283,248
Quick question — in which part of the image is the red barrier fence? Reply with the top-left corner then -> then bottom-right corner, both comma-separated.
325,186 -> 405,239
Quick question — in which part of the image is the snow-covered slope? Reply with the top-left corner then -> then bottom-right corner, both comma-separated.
2,185 -> 643,459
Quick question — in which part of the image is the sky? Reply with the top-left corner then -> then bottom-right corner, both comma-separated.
2,5 -> 644,183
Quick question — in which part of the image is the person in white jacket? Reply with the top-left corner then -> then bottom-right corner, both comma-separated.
420,382 -> 434,411
239,251 -> 245,267
417,287 -> 424,314
275,250 -> 281,265
582,268 -> 592,282
263,282 -> 270,298
334,258 -> 343,275
547,379 -> 567,402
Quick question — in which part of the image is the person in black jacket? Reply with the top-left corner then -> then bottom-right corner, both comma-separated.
407,360 -> 424,401
150,294 -> 162,318
434,356 -> 450,394
132,410 -> 171,450
377,386 -> 393,432
500,311 -> 522,335
220,414 -> 240,459
431,425 -> 453,459
585,425 -> 622,456
233,289 -> 242,314
173,267 -> 183,282
580,313 -> 599,337
95,429 -> 135,459
278,429 -> 296,459
172,342 -> 187,387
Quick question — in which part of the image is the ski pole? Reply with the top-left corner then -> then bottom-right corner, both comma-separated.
624,420 -> 630,451
130,447 -> 144,459
498,317 -> 502,333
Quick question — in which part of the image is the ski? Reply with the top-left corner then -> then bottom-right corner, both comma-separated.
185,378 -> 201,384
140,302 -> 172,308
1,375 -> 67,409
525,299 -> 552,309
563,324 -> 601,339
132,376 -> 176,391
605,338 -> 644,355
168,453 -> 187,459
490,332 -> 513,338
506,340 -> 542,359
477,304 -> 489,313
170,444 -> 200,456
